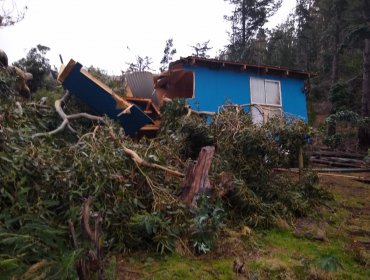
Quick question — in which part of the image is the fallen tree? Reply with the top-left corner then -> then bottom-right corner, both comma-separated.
0,93 -> 330,278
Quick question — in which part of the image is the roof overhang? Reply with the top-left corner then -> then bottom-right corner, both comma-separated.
170,56 -> 313,79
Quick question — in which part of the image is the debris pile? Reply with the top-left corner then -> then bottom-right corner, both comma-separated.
0,70 -> 330,278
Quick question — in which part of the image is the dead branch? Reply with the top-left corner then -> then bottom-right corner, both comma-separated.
108,127 -> 184,177
81,197 -> 95,242
68,219 -> 78,248
186,106 -> 215,118
122,145 -> 184,177
32,92 -> 105,138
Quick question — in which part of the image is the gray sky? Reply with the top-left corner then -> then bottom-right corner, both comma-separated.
1,0 -> 296,75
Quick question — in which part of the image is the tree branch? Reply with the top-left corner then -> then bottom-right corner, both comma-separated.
108,127 -> 184,177
32,91 -> 105,138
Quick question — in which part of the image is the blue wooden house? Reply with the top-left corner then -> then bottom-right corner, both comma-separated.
167,56 -> 310,123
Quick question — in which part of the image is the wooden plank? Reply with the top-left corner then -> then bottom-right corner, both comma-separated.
275,167 -> 370,173
310,158 -> 361,168
311,156 -> 366,165
312,150 -> 365,159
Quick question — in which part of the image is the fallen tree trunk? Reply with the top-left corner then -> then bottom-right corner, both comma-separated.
179,146 -> 215,205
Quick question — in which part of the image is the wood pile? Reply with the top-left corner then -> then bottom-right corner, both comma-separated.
310,150 -> 367,169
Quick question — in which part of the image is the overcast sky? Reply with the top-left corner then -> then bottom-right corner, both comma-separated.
1,0 -> 296,75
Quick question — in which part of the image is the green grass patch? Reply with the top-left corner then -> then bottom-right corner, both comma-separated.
138,254 -> 236,280
253,229 -> 370,279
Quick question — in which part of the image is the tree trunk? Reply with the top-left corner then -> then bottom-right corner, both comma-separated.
328,19 -> 340,137
331,17 -> 340,85
179,146 -> 215,205
359,38 -> 370,148
241,0 -> 246,44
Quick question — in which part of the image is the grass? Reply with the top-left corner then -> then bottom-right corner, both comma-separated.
117,174 -> 370,279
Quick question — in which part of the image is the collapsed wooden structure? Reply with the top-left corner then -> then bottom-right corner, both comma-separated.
57,59 -> 194,136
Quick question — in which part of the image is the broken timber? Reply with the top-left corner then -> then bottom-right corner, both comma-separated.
179,146 -> 215,205
58,59 -> 153,135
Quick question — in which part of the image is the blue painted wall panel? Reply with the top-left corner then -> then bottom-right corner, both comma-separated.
184,65 -> 307,121
63,62 -> 153,135
279,78 -> 307,120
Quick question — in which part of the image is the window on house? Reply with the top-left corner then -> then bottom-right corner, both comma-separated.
250,77 -> 282,123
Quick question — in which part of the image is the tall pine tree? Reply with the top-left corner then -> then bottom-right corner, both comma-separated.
223,0 -> 282,62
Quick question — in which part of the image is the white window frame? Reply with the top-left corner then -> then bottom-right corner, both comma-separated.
250,77 -> 282,108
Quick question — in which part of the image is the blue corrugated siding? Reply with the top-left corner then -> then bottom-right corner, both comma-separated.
184,65 -> 308,121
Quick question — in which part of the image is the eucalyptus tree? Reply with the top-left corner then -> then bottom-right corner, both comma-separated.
13,44 -> 53,93
159,38 -> 177,72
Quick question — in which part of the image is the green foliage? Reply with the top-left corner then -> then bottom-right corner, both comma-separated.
322,110 -> 370,148
159,98 -> 189,133
161,105 -> 326,230
13,44 -> 55,93
88,66 -> 125,94
128,208 -> 185,254
223,0 -> 282,61
0,96 -> 184,278
0,69 -> 17,97
316,254 -> 342,272
32,88 -> 64,106
224,179 -> 273,228
179,117 -> 214,159
329,81 -> 361,112
0,94 -> 330,277
266,17 -> 297,68
189,195 -> 224,254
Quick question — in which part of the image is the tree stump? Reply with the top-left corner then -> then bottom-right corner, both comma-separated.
179,146 -> 215,205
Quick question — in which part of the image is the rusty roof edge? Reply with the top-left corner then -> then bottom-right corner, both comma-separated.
170,56 -> 316,78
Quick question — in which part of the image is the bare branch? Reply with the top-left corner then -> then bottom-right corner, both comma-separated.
32,92 -> 105,138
